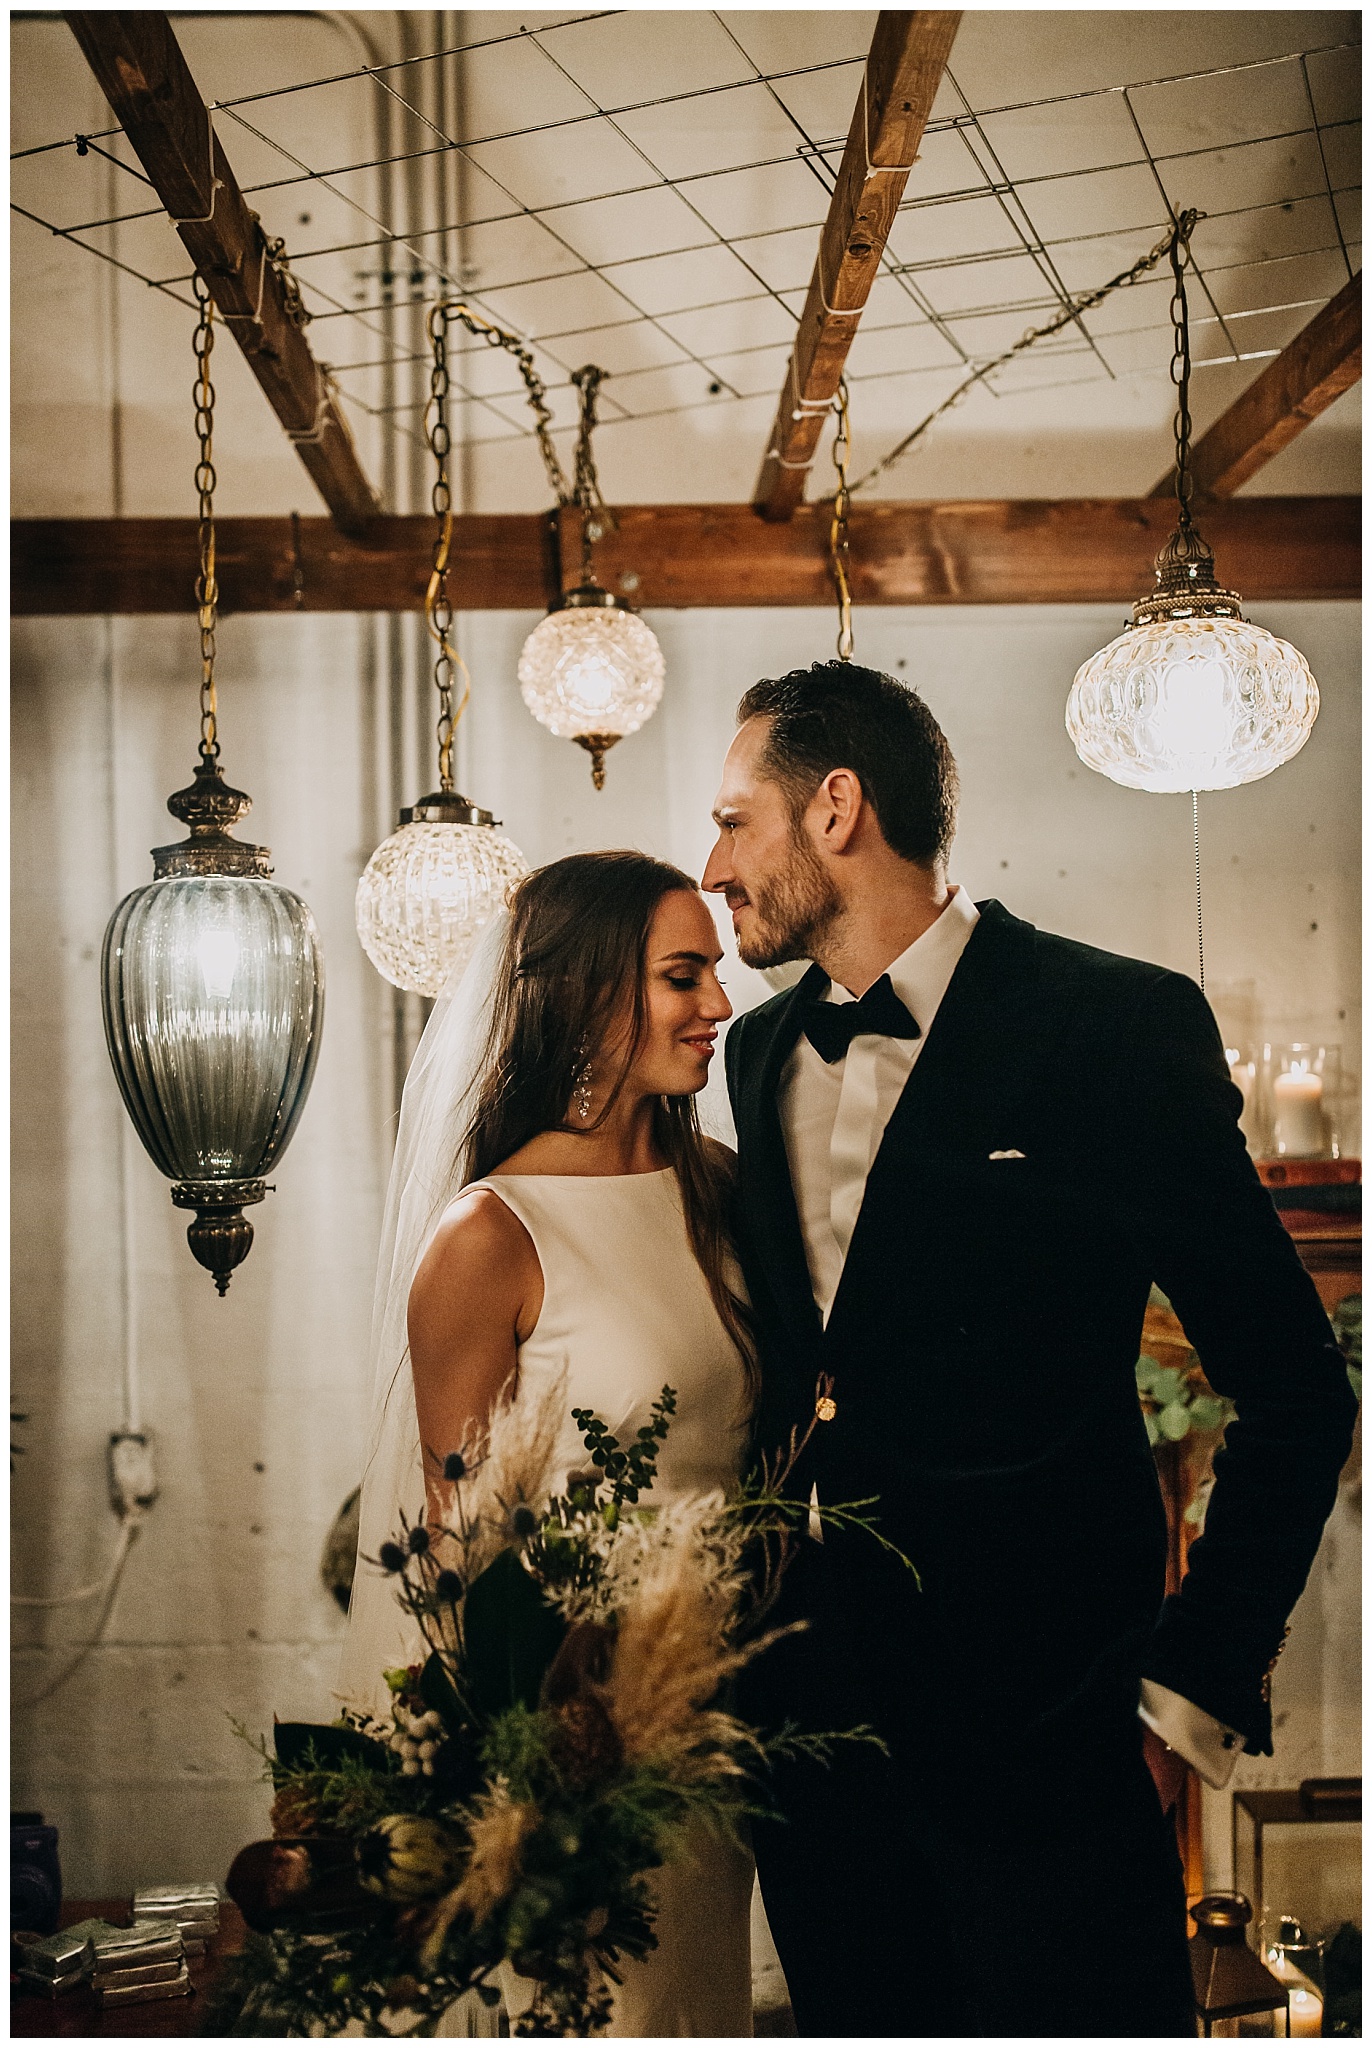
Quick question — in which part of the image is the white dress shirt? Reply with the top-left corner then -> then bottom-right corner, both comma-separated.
779,887 -> 980,1326
776,886 -> 1240,1788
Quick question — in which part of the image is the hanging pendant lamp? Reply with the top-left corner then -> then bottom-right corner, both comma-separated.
1067,210 -> 1319,794
354,302 -> 527,998
517,367 -> 664,788
101,278 -> 325,1294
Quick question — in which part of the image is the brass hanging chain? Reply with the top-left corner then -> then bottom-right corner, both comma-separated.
250,212 -> 312,330
848,213 -> 1204,497
428,299 -> 570,507
829,376 -> 854,661
1166,208 -> 1203,537
425,303 -> 468,792
571,364 -> 614,583
424,299 -> 585,785
192,273 -> 219,763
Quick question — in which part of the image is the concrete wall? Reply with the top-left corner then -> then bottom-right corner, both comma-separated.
11,598 -> 1359,1893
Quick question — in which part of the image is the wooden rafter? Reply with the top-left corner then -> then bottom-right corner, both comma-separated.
1150,274 -> 1362,499
65,11 -> 381,536
12,499 -> 1357,614
753,11 -> 961,521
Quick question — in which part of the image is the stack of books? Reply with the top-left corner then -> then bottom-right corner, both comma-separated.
11,1921 -> 101,1998
90,1920 -> 191,2009
131,1881 -> 222,1959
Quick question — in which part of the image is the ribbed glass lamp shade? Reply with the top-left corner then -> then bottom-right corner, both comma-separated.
517,590 -> 665,787
355,808 -> 527,998
101,760 -> 325,1294
1067,526 -> 1320,794
1067,615 -> 1320,794
103,873 -> 324,1292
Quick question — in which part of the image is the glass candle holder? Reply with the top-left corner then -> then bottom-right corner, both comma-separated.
1261,1919 -> 1325,2040
1268,1045 -> 1340,1160
1225,1046 -> 1262,1155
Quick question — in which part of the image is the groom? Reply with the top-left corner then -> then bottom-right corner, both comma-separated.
704,660 -> 1356,2038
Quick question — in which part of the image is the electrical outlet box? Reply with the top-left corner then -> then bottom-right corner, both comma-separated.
108,1430 -> 158,1516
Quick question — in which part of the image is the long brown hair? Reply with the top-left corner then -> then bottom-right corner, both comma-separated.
461,852 -> 755,1401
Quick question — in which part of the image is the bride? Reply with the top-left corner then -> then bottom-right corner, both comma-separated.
338,850 -> 756,2038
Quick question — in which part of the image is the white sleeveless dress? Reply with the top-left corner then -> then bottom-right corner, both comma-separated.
471,1168 -> 755,2038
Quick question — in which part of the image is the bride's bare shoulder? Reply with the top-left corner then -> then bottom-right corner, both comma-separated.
410,1187 -> 538,1320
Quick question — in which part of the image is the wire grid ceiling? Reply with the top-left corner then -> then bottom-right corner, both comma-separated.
12,10 -> 1362,495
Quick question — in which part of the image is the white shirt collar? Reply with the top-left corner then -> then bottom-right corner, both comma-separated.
824,885 -> 979,1031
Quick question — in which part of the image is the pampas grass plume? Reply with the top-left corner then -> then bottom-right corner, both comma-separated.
420,1787 -> 539,1966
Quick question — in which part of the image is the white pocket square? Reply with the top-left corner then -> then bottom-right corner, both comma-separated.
988,1149 -> 1026,1160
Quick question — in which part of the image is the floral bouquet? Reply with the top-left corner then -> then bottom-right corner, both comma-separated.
207,1381 -> 895,2037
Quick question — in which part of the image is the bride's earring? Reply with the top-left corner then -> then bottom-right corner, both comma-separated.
573,1039 -> 593,1123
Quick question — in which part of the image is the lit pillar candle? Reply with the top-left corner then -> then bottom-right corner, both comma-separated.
1272,1068 -> 1324,1157
1267,1954 -> 1324,2037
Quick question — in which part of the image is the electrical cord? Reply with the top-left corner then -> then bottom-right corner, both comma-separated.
11,1515 -> 141,1605
11,1511 -> 144,1710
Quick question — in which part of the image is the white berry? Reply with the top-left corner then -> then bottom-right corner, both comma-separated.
418,1741 -> 438,1763
401,1757 -> 421,1777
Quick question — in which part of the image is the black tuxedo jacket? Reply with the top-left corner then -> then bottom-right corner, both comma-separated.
725,900 -> 1356,1760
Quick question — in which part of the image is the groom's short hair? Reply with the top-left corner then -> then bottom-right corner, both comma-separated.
737,660 -> 958,867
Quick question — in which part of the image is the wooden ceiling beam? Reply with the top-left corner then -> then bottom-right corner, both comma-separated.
65,11 -> 382,536
13,499 -> 1357,614
1150,274 -> 1361,499
752,11 -> 961,522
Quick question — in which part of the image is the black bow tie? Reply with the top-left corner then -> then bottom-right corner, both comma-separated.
800,974 -> 922,1064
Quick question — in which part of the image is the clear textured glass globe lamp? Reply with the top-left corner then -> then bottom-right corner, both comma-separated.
518,588 -> 665,788
355,790 -> 527,999
1067,527 -> 1319,793
101,758 -> 325,1294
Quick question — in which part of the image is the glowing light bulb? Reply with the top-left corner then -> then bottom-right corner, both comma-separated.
197,925 -> 241,1000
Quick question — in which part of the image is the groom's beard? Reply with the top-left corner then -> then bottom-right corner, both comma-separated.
736,829 -> 841,970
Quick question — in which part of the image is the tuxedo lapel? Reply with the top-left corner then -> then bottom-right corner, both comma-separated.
734,966 -> 825,1350
825,902 -> 1042,1332
873,900 -> 1038,1152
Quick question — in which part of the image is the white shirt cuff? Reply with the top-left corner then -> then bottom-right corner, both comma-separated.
1138,1678 -> 1243,1789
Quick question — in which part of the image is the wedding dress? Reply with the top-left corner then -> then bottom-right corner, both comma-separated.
337,915 -> 756,2038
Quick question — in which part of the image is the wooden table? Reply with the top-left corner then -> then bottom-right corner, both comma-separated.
10,1900 -> 246,2038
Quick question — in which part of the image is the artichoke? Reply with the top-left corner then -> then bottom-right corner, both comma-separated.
356,1815 -> 467,1901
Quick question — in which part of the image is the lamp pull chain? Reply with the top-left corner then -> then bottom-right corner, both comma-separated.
1192,790 -> 1206,995
830,376 -> 854,661
192,274 -> 219,763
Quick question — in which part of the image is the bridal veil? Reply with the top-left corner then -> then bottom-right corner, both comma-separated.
336,911 -> 511,1717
